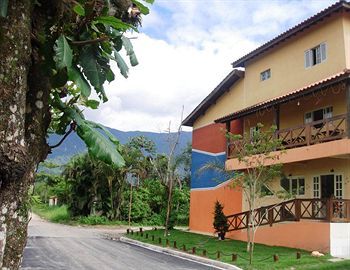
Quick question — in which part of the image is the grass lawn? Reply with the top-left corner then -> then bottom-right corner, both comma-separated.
32,204 -> 127,226
126,229 -> 350,270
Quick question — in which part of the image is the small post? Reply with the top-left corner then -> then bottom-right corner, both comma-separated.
145,233 -> 148,239
158,237 -> 162,244
217,251 -> 221,260
173,241 -> 177,249
131,230 -> 134,235
202,250 -> 207,257
154,227 -> 157,231
126,229 -> 130,234
296,252 -> 301,259
139,228 -> 143,233
151,235 -> 154,241
140,232 -> 143,237
192,247 -> 196,254
182,244 -> 186,252
166,239 -> 169,247
273,254 -> 279,262
136,231 -> 139,236
232,253 -> 237,261
295,199 -> 301,221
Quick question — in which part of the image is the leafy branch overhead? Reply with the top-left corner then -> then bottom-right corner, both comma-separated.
38,0 -> 154,167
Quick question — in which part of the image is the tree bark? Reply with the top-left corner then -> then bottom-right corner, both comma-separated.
0,1 -> 51,268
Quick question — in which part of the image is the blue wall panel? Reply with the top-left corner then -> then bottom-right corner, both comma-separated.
191,151 -> 229,189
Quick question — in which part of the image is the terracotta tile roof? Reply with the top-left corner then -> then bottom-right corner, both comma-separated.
232,1 -> 350,68
215,69 -> 350,123
182,69 -> 244,127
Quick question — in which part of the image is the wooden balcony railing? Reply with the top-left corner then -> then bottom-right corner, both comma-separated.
226,198 -> 350,231
227,114 -> 348,158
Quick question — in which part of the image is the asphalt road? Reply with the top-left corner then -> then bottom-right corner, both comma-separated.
21,215 -> 217,270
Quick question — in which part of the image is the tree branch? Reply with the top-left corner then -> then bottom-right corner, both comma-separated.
49,123 -> 75,150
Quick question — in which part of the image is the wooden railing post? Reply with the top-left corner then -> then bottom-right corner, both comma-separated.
295,199 -> 301,221
305,124 -> 311,145
326,199 -> 332,222
268,208 -> 273,227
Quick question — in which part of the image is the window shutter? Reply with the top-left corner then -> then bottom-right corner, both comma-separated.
320,43 -> 326,61
304,50 -> 311,68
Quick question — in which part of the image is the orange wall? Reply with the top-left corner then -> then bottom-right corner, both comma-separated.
189,181 -> 242,233
228,221 -> 330,252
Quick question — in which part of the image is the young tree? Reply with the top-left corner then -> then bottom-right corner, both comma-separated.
0,1 -> 152,268
213,201 -> 229,240
228,124 -> 284,265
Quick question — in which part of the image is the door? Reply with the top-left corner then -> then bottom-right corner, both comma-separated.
320,174 -> 334,198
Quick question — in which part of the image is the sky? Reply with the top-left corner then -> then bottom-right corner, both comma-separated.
84,0 -> 336,132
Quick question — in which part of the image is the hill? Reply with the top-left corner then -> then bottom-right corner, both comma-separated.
47,127 -> 192,165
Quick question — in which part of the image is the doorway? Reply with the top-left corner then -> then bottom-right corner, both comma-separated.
314,174 -> 343,199
320,174 -> 334,199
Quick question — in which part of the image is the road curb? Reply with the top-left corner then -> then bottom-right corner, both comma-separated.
119,236 -> 242,270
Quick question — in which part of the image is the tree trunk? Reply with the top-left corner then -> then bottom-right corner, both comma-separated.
0,1 -> 51,268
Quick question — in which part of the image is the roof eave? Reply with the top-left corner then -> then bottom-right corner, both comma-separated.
182,69 -> 244,127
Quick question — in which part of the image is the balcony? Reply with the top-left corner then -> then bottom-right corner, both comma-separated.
227,114 -> 348,159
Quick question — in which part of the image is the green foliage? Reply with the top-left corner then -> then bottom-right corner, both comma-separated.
32,204 -> 70,223
39,0 -> 154,169
213,201 -> 229,237
54,35 -> 73,70
0,0 -> 8,18
78,215 -> 109,225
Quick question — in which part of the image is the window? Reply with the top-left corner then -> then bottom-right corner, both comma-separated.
261,184 -> 273,196
260,69 -> 271,81
249,126 -> 259,139
280,177 -> 305,195
305,43 -> 326,68
304,106 -> 333,124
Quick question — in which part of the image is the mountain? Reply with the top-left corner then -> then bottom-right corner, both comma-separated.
47,127 -> 192,165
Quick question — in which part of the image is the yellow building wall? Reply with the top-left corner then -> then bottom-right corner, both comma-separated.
244,14 -> 346,108
241,158 -> 350,211
342,13 -> 350,68
193,79 -> 245,129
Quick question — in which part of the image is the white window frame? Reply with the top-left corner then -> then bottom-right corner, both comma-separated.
335,174 -> 344,199
280,176 -> 305,196
289,176 -> 305,196
304,42 -> 327,68
249,126 -> 259,139
304,106 -> 333,124
313,176 -> 320,198
260,69 -> 271,81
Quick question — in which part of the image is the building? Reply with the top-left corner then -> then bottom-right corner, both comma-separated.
183,1 -> 350,257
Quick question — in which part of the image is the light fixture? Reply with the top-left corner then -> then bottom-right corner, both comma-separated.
288,174 -> 292,177
297,101 -> 300,106
330,169 -> 334,173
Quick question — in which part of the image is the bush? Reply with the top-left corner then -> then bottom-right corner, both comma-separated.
77,215 -> 109,225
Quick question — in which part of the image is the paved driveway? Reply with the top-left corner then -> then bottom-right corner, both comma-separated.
21,215 -> 217,270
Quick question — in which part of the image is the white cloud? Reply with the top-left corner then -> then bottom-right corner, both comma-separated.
85,0 -> 336,132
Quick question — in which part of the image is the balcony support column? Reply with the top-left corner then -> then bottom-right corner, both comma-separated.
347,80 -> 350,137
273,105 -> 280,131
